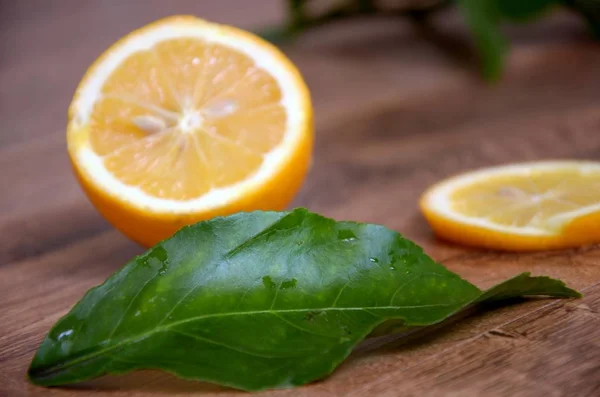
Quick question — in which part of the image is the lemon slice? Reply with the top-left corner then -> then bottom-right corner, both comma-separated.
68,16 -> 313,246
420,161 -> 600,251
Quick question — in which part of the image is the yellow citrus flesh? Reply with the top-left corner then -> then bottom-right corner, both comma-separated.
420,161 -> 600,251
67,17 -> 313,246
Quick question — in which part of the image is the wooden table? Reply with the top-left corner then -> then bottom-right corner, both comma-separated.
1,1 -> 600,396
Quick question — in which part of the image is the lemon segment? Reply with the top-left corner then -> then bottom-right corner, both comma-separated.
420,161 -> 600,251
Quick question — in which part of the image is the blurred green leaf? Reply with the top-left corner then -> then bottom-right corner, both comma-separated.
357,0 -> 376,12
496,0 -> 559,20
257,26 -> 298,44
457,0 -> 557,81
458,0 -> 507,81
264,0 -> 598,82
563,0 -> 600,38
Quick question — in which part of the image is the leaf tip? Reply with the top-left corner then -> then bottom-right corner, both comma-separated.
26,364 -> 46,387
531,274 -> 582,298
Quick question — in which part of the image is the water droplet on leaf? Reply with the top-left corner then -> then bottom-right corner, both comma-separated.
57,329 -> 74,341
338,229 -> 357,242
158,264 -> 168,276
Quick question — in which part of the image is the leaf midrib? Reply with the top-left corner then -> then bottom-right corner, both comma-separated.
31,302 -> 463,380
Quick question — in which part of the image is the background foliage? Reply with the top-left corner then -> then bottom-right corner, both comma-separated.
265,0 -> 600,81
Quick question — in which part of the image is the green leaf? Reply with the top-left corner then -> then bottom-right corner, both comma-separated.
477,272 -> 580,302
458,0 -> 508,81
28,209 -> 580,391
368,272 -> 580,338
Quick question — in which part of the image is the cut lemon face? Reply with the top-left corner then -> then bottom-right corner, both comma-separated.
420,161 -> 600,251
68,16 -> 313,246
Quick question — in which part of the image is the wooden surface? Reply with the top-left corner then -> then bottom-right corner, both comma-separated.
1,1 -> 600,396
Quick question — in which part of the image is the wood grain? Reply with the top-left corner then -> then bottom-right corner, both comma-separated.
1,1 -> 600,396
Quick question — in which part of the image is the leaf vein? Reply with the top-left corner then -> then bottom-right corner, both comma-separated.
388,275 -> 421,306
169,329 -> 283,359
39,302 -> 462,377
270,312 -> 339,340
331,278 -> 353,308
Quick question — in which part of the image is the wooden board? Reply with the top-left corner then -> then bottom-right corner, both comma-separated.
1,1 -> 600,396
